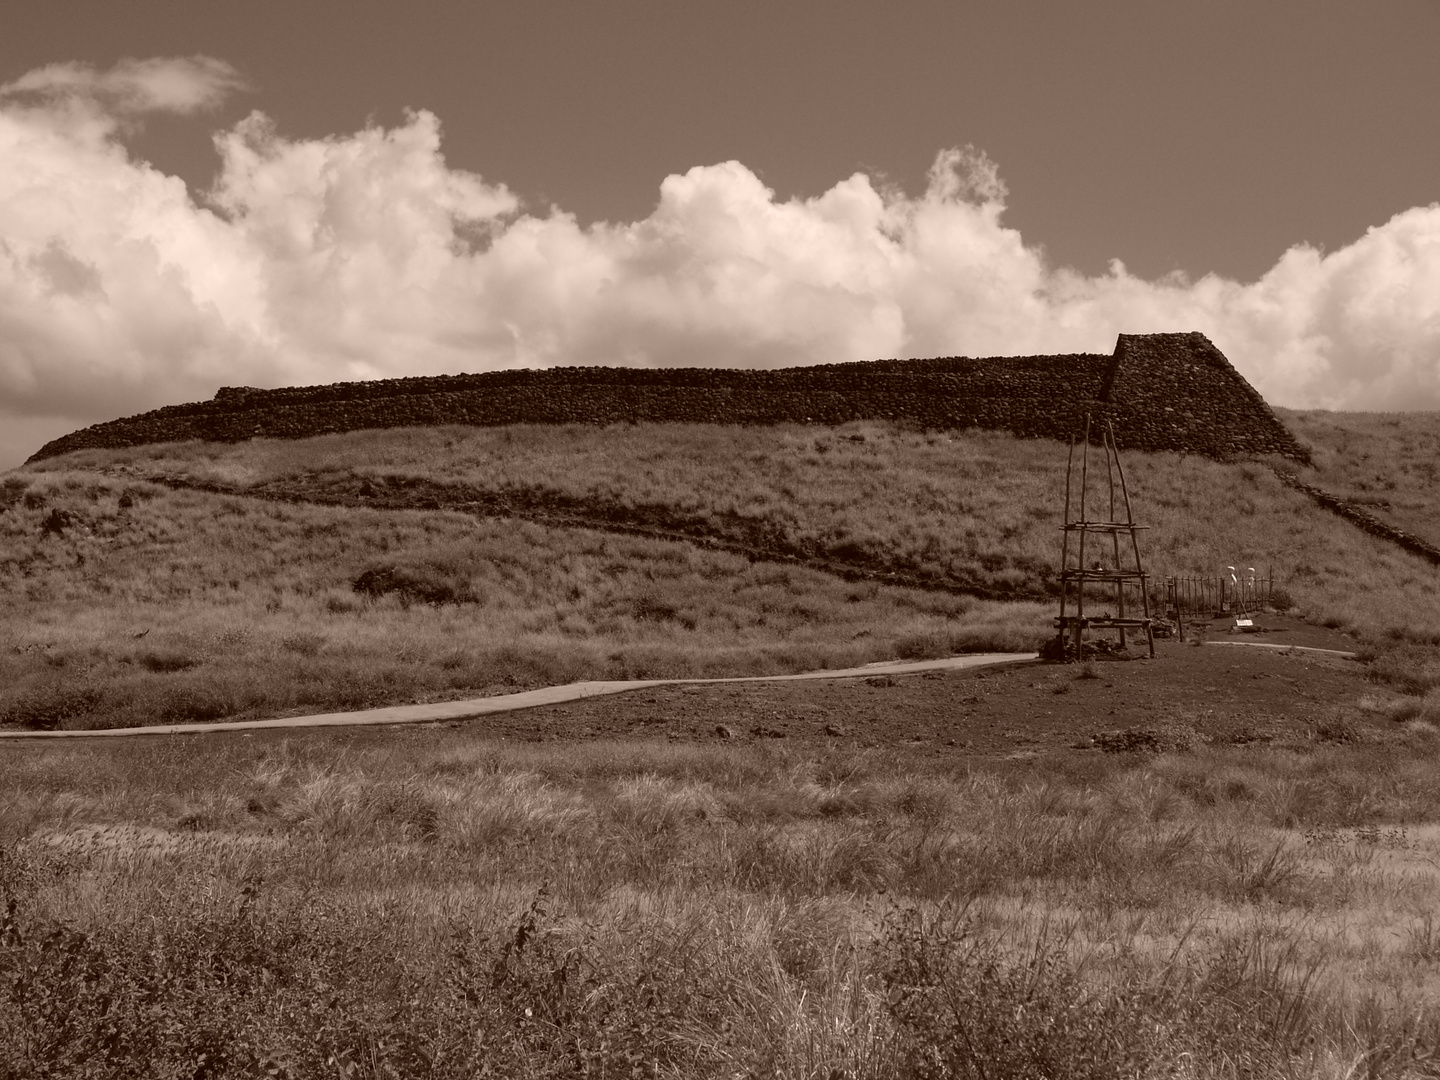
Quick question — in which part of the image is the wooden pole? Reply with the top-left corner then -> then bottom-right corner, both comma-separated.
1059,437 -> 1075,631
1103,424 -> 1127,647
1075,414 -> 1091,658
1108,422 -> 1153,658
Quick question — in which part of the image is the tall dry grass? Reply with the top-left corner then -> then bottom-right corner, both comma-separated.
0,469 -> 1044,730
1279,408 -> 1440,544
27,419 -> 1440,641
6,724 -> 1440,1076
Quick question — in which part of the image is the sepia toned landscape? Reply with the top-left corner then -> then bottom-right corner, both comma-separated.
6,5 -> 1440,1074
6,367 -> 1440,1077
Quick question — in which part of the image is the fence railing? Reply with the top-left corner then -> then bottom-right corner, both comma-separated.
1156,571 -> 1275,617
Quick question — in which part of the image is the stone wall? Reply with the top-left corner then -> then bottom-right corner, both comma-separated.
1274,469 -> 1440,567
25,332 -> 1309,463
1100,333 -> 1304,459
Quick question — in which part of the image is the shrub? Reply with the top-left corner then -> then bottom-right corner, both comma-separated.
155,685 -> 236,724
1366,643 -> 1440,695
351,563 -> 479,605
629,593 -> 673,622
279,632 -> 327,657
0,478 -> 28,512
0,684 -> 103,730
1315,718 -> 1362,744
135,647 -> 204,673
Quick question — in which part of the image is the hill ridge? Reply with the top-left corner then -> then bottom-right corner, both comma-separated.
117,469 -> 1053,602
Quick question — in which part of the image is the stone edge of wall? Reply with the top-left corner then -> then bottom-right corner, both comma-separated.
1274,469 -> 1440,567
25,333 -> 1309,465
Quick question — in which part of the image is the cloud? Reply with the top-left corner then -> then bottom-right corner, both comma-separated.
2,56 -> 1439,467
0,55 -> 245,117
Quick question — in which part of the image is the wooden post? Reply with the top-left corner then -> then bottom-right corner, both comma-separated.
1103,424 -> 1126,647
1058,437 -> 1075,648
1075,415 -> 1091,657
1107,421 -> 1153,658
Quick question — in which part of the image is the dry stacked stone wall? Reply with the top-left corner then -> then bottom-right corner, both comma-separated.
1100,333 -> 1305,459
26,332 -> 1308,463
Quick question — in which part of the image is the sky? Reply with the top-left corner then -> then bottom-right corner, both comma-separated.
2,0 -> 1439,468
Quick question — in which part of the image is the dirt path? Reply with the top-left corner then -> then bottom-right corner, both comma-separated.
0,652 -> 1037,740
0,623 -> 1368,746
488,637 -> 1369,758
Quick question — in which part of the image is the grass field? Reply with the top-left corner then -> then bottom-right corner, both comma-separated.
19,420 -> 1398,600
6,724 -> 1440,1077
28,420 -> 1440,619
10,421 -> 1440,732
0,469 -> 1047,731
10,416 -> 1440,1074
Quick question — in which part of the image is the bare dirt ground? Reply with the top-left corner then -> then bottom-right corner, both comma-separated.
446,615 -> 1377,758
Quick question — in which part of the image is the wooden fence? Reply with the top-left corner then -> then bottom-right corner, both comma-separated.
1155,570 -> 1275,617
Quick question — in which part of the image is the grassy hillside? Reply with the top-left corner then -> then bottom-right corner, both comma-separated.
1280,408 -> 1440,546
9,417 -> 1440,729
33,419 -> 1440,617
0,470 -> 1042,731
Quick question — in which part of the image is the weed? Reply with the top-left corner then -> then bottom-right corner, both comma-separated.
1401,914 -> 1440,966
279,632 -> 327,657
212,626 -> 253,651
1207,836 -> 1306,903
351,562 -> 478,605
135,647 -> 204,672
1316,717 -> 1363,744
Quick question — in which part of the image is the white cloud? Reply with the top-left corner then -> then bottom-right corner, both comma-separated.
0,56 -> 245,118
2,56 -> 1439,468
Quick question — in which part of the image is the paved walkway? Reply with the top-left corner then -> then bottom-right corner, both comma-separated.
1204,641 -> 1358,659
0,639 -> 1360,742
0,652 -> 1039,740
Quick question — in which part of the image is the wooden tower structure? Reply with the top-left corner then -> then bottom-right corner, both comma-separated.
1055,416 -> 1155,659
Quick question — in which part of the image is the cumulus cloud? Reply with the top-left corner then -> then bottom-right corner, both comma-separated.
2,56 -> 1439,467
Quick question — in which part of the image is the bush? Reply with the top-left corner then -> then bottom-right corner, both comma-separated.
0,477 -> 28,513
1366,643 -> 1440,695
352,563 -> 479,605
135,647 -> 203,673
279,632 -> 327,657
0,684 -> 103,730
